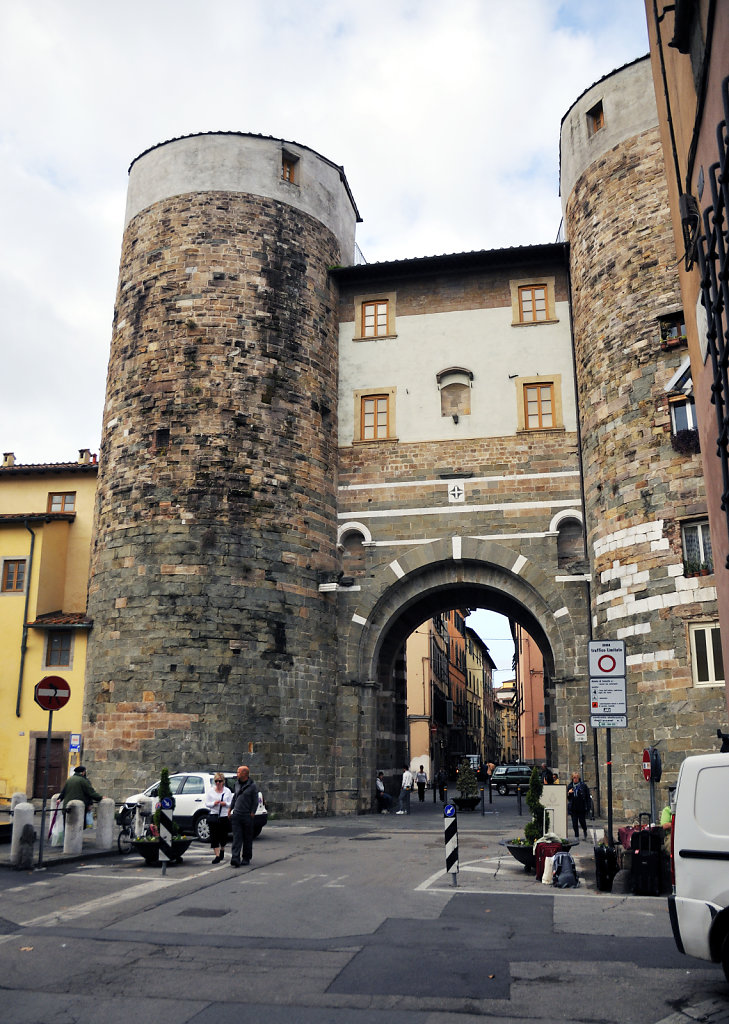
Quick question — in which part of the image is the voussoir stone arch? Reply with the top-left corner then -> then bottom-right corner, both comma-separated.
344,536 -> 579,687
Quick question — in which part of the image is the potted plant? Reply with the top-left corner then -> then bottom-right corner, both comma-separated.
453,759 -> 480,811
130,767 -> 192,866
505,767 -> 570,872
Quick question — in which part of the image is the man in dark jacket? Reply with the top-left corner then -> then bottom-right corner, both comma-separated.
230,765 -> 259,867
59,766 -> 102,818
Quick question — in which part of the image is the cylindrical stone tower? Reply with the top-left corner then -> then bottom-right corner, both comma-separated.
561,58 -> 725,817
84,133 -> 359,814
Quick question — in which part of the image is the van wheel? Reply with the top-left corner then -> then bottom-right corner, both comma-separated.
498,784 -> 508,796
721,934 -> 729,983
194,814 -> 210,842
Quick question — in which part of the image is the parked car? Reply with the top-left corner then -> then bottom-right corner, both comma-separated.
668,753 -> 729,981
490,764 -> 560,794
122,771 -> 267,842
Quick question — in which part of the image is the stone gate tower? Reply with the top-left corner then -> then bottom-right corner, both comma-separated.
84,133 -> 359,813
561,58 -> 725,817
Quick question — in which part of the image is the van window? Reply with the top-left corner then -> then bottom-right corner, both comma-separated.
695,765 -> 729,836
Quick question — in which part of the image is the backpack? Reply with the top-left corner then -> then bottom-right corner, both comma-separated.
552,851 -> 579,888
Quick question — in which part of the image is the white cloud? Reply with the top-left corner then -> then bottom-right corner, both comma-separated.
0,0 -> 648,463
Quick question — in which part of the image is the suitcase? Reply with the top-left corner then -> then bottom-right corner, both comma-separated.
630,812 -> 663,895
594,843 -> 619,892
535,840 -> 562,881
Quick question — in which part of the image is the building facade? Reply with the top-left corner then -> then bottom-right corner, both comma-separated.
644,0 -> 729,718
561,54 -> 726,817
0,450 -> 97,800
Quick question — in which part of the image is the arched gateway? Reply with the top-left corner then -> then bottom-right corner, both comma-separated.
83,131 -> 591,817
332,537 -> 587,814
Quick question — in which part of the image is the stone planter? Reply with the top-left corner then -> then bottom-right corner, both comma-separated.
506,842 -> 536,872
453,796 -> 480,812
130,838 -> 192,866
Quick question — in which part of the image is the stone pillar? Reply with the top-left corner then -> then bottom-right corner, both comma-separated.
10,792 -> 27,812
95,797 -> 115,850
63,800 -> 84,855
10,802 -> 35,866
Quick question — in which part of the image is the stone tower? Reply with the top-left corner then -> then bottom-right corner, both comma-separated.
561,58 -> 725,817
84,133 -> 359,814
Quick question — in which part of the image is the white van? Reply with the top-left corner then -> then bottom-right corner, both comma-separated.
669,753 -> 729,981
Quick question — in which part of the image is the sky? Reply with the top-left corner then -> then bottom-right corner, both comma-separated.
0,1 -> 649,676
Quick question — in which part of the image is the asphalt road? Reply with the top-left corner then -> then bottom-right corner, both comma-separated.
0,802 -> 727,1024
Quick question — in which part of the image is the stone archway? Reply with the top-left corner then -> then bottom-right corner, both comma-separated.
335,536 -> 588,813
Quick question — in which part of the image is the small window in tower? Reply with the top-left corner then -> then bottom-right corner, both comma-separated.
587,100 -> 604,135
281,152 -> 299,185
154,428 -> 170,451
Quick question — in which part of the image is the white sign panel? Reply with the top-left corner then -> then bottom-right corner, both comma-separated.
589,677 -> 627,715
574,721 -> 588,743
588,640 -> 626,678
590,715 -> 627,729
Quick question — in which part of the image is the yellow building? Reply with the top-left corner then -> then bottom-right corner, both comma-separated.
0,450 -> 97,801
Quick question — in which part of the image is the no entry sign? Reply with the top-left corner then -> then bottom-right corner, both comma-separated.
34,676 -> 71,711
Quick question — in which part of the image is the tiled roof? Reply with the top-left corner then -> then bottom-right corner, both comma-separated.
27,612 -> 93,628
0,461 -> 98,476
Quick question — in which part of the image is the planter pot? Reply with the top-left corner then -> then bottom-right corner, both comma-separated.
506,842 -> 535,872
130,838 -> 193,866
453,796 -> 480,812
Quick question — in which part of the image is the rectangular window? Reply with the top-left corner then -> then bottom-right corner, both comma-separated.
361,395 -> 390,440
362,300 -> 389,338
524,383 -> 554,429
46,630 -> 72,667
2,559 -> 26,593
587,100 -> 604,135
518,284 -> 548,323
690,622 -> 724,686
682,519 -> 713,573
670,398 -> 697,433
281,155 -> 298,184
48,492 -> 76,513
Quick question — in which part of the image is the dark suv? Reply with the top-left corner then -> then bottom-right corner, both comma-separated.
491,765 -> 535,795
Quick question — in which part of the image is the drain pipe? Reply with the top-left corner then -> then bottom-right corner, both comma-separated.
15,520 -> 36,717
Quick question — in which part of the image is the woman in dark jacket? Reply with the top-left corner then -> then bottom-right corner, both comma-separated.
567,772 -> 590,839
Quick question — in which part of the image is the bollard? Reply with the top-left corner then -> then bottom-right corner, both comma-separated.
517,785 -> 523,815
16,824 -> 35,871
63,800 -> 84,855
10,802 -> 35,866
444,802 -> 459,886
95,797 -> 115,849
10,792 -> 27,813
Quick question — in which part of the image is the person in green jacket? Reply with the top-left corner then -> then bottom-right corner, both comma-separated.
59,765 -> 102,819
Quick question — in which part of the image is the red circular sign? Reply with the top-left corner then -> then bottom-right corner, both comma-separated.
642,748 -> 651,781
34,676 -> 71,711
598,654 -> 617,673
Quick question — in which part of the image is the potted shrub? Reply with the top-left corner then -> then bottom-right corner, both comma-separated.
131,767 -> 192,866
453,759 -> 480,811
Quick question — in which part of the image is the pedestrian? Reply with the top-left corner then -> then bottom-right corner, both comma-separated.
230,765 -> 259,867
437,767 -> 447,801
415,765 -> 428,802
567,772 -> 590,840
395,764 -> 414,814
540,763 -> 554,786
376,772 -> 393,813
59,765 -> 102,824
206,772 -> 233,863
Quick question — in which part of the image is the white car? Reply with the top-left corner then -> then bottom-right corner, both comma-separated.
122,771 -> 267,842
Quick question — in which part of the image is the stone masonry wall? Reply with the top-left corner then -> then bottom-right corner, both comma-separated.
84,190 -> 343,815
566,124 -> 725,819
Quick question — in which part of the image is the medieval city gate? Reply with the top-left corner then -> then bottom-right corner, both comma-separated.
331,536 -> 590,815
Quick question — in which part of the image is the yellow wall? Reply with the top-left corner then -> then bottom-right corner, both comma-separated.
0,466 -> 96,799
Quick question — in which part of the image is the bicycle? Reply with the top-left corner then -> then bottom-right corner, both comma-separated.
116,803 -> 152,853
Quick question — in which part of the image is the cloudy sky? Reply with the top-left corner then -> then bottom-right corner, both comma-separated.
1,0 -> 649,470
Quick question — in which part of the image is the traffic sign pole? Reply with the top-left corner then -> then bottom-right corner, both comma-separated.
37,708 -> 54,869
33,677 -> 71,868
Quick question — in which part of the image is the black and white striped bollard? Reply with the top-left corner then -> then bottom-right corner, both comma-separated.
444,802 -> 459,886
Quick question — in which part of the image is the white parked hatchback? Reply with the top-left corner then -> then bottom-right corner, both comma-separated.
122,770 -> 267,842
